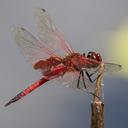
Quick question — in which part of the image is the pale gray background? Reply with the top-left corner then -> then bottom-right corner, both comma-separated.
0,0 -> 128,128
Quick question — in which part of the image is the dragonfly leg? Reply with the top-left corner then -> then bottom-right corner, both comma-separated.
80,67 -> 94,83
80,68 -> 93,83
89,67 -> 100,77
82,71 -> 101,100
77,70 -> 88,89
92,72 -> 102,82
83,67 -> 101,83
81,71 -> 87,88
77,71 -> 82,88
85,71 -> 93,83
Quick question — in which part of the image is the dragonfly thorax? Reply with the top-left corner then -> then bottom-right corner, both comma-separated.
62,53 -> 82,71
65,52 -> 102,71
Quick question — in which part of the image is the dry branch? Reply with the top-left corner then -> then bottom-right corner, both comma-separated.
90,63 -> 104,128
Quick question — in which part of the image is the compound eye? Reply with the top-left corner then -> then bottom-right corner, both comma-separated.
92,54 -> 96,59
87,52 -> 92,58
96,53 -> 102,61
97,53 -> 100,57
87,53 -> 92,58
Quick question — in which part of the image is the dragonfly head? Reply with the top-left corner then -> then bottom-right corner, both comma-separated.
87,51 -> 102,62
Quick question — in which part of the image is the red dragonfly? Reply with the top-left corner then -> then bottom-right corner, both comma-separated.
5,8 -> 122,107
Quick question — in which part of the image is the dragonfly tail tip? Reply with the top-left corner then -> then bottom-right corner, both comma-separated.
4,101 -> 12,107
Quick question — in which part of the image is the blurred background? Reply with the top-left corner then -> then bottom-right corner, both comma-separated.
0,0 -> 128,128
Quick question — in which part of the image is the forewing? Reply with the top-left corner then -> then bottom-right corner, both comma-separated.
13,27 -> 59,67
104,63 -> 122,72
35,8 -> 74,56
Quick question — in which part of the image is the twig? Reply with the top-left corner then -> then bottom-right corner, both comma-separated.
90,63 -> 104,128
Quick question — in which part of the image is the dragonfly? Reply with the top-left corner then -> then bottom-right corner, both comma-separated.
5,8 -> 122,107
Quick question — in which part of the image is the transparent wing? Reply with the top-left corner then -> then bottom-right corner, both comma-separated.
13,27 -> 60,67
82,62 -> 122,74
35,8 -> 74,56
104,63 -> 122,72
69,72 -> 96,93
51,71 -> 95,93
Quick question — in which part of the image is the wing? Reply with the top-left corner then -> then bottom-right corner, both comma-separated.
35,8 -> 74,56
13,27 -> 60,68
51,71 -> 96,93
85,63 -> 122,78
104,63 -> 122,72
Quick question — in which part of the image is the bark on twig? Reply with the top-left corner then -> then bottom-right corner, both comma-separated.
90,63 -> 104,128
